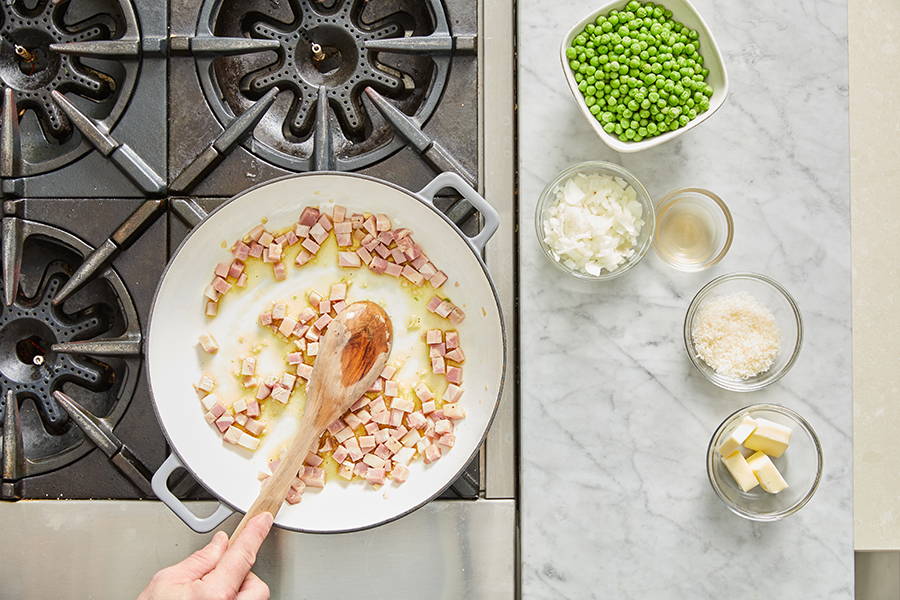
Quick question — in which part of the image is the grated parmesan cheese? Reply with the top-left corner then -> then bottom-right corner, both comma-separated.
691,292 -> 781,379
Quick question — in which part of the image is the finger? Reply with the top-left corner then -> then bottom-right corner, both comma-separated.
236,571 -> 270,600
206,512 -> 274,594
173,531 -> 228,580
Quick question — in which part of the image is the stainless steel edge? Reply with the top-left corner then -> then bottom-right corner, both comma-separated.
0,499 -> 516,600
481,0 -> 517,502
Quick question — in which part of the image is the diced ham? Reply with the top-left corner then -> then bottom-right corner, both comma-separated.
257,471 -> 270,481
431,356 -> 446,374
384,262 -> 403,277
338,252 -> 361,268
246,401 -> 261,418
268,242 -> 283,262
410,255 -> 427,270
281,373 -> 297,390
332,205 -> 347,223
241,357 -> 257,376
290,478 -> 306,493
223,426 -> 243,444
236,273 -> 248,288
233,398 -> 248,414
298,207 -> 320,227
350,395 -> 370,411
426,329 -> 443,345
306,342 -> 319,356
364,422 -> 379,435
434,419 -> 453,435
363,237 -> 379,252
381,365 -> 397,380
313,313 -> 332,331
336,232 -> 352,247
391,464 -> 410,483
437,434 -> 456,449
374,429 -> 390,444
227,260 -> 245,280
308,223 -> 328,245
414,383 -> 434,402
216,417 -> 235,435
329,445 -> 348,464
445,348 -> 465,363
350,213 -> 364,230
372,213 -> 389,231
214,261 -> 229,278
445,331 -> 460,349
429,343 -> 446,358
258,311 -> 273,327
374,443 -> 393,460
345,437 -> 364,462
383,380 -> 399,397
304,327 -> 319,342
301,238 -> 320,254
305,452 -> 324,467
391,425 -> 408,440
356,409 -> 372,424
373,244 -> 391,259
435,301 -> 454,318
278,317 -> 298,338
442,403 -> 466,420
287,351 -> 303,365
271,302 -> 287,320
334,221 -> 352,235
418,262 -> 437,279
271,386 -> 290,403
426,296 -> 443,312
370,256 -> 388,274
332,300 -> 347,313
295,250 -> 313,266
327,419 -> 346,435
205,301 -> 218,317
353,462 -> 369,478
212,277 -> 231,295
233,241 -> 251,261
195,374 -> 216,394
363,453 -> 386,469
421,400 -> 436,414
389,409 -> 403,427
376,231 -> 394,246
238,432 -> 260,450
354,246 -> 373,265
316,214 -> 333,233
338,462 -> 354,480
384,437 -> 402,455
248,242 -> 264,258
365,467 -> 386,486
446,366 -> 463,385
198,333 -> 219,354
369,397 -> 387,414
204,410 -> 217,425
285,231 -> 299,246
367,378 -> 383,393
401,265 -> 424,285
200,393 -> 219,411
256,231 -> 273,247
294,224 -> 310,238
285,490 -> 302,505
372,411 -> 390,426
407,411 -> 427,430
391,397 -> 414,413
296,363 -> 314,380
301,466 -> 325,488
394,446 -> 415,466
247,224 -> 265,242
400,429 -> 421,448
443,384 -> 463,403
245,418 -> 265,436
424,444 -> 441,463
335,427 -> 354,443
209,402 -> 226,419
344,412 -> 363,430
449,308 -> 465,324
272,262 -> 286,281
363,216 -> 377,236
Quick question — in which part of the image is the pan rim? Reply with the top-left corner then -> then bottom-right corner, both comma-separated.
147,171 -> 507,534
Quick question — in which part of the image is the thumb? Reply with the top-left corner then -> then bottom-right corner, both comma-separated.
176,531 -> 228,579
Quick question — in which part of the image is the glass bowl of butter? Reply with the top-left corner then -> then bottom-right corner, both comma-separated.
707,404 -> 823,521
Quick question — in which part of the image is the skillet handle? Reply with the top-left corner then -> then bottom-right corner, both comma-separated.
417,172 -> 500,253
152,453 -> 235,533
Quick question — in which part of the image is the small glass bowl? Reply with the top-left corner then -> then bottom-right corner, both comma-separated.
684,273 -> 803,392
535,161 -> 656,281
653,188 -> 733,271
707,404 -> 823,521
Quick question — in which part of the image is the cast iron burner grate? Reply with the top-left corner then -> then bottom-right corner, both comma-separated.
0,0 -> 140,176
194,0 -> 451,171
0,220 -> 139,489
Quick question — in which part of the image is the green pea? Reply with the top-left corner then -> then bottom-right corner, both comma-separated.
603,122 -> 616,133
622,108 -> 633,119
619,64 -> 629,75
647,122 -> 658,134
566,47 -> 576,60
601,21 -> 613,32
589,104 -> 602,115
586,85 -> 597,96
570,60 -> 580,70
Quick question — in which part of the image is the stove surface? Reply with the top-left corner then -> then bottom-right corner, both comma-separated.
1,0 -> 491,503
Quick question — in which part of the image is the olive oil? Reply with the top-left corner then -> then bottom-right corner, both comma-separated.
654,190 -> 730,271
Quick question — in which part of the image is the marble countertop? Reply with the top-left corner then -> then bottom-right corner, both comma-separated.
518,1 -> 852,597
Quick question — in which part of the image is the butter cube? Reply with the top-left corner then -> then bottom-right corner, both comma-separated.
722,451 -> 759,493
746,451 -> 789,494
744,418 -> 792,458
718,415 -> 758,457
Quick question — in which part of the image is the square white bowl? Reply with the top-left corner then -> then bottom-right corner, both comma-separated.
560,0 -> 729,153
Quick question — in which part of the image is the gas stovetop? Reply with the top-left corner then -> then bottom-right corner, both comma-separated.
0,0 -> 495,502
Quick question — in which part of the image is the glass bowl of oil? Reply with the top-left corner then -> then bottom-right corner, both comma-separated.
653,188 -> 733,271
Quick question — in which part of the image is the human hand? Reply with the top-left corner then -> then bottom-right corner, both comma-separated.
138,512 -> 274,600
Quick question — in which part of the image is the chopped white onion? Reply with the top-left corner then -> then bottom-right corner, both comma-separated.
542,172 -> 644,275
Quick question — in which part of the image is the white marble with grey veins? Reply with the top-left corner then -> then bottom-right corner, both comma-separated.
518,1 -> 851,597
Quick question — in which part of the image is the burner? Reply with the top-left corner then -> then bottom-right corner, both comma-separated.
0,0 -> 141,176
0,220 -> 139,481
195,0 -> 451,171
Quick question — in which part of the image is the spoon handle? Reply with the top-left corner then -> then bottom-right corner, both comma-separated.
230,420 -> 319,543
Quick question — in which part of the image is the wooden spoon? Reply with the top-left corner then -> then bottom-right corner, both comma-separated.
230,300 -> 392,541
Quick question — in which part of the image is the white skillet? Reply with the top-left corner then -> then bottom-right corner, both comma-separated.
148,172 -> 506,533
